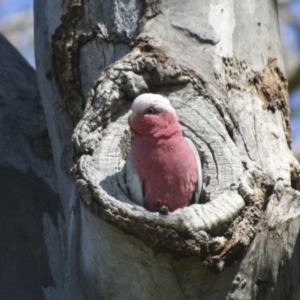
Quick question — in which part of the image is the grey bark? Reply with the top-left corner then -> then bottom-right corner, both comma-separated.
33,0 -> 300,299
0,34 -> 65,299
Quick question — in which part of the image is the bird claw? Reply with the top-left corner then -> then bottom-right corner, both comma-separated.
159,206 -> 169,215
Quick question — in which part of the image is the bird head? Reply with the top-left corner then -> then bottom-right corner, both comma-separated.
128,93 -> 181,137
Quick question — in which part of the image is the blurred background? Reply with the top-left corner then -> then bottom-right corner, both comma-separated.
0,0 -> 299,160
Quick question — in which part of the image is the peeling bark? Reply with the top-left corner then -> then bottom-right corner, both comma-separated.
34,0 -> 300,299
52,1 -> 84,123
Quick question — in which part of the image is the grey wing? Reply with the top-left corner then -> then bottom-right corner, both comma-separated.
126,150 -> 144,206
185,137 -> 202,204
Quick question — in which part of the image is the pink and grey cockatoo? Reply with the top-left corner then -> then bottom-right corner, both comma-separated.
126,93 -> 202,212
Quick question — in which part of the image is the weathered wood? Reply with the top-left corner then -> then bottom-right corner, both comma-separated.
73,54 -> 246,244
34,0 -> 300,299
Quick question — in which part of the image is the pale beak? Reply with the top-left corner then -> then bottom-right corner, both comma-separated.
128,110 -> 137,135
128,110 -> 137,125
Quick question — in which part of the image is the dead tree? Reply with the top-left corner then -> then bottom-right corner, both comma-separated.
32,0 -> 300,299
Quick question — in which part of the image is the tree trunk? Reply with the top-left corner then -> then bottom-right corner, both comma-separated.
33,0 -> 300,299
0,34 -> 65,299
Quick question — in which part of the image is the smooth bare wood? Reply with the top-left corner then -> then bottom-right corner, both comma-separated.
0,34 -> 65,300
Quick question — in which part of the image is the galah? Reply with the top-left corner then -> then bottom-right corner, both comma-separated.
126,93 -> 202,212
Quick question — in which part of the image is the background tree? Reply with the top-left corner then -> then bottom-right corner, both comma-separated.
277,0 -> 300,161
1,0 -> 300,299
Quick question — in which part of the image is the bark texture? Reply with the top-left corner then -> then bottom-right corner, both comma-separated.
0,34 -> 65,300
34,0 -> 300,299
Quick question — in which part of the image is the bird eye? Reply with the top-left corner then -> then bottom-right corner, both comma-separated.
144,106 -> 157,115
